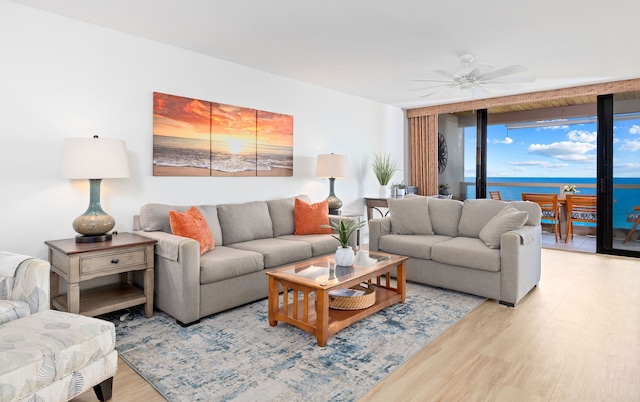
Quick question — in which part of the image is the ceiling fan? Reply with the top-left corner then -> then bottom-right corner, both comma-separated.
411,53 -> 536,98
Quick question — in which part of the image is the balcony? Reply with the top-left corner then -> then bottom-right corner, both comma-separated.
460,179 -> 640,253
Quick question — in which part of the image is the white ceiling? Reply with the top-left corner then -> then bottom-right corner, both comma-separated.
9,0 -> 640,109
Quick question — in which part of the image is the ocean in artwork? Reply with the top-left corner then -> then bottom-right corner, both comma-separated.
469,176 -> 640,229
153,135 -> 293,174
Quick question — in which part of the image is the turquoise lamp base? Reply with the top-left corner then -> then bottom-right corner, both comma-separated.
73,178 -> 116,243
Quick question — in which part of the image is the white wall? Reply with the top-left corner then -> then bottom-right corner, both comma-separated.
0,1 -> 405,259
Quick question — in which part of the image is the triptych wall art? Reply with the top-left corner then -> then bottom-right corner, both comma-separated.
153,92 -> 294,176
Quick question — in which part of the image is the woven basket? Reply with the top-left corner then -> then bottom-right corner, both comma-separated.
328,284 -> 375,310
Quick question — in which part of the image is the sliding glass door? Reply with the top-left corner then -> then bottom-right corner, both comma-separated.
599,92 -> 640,257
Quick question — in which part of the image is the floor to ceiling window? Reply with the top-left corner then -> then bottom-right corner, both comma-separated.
604,92 -> 640,255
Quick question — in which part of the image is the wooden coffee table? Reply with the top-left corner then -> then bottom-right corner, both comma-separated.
266,251 -> 407,347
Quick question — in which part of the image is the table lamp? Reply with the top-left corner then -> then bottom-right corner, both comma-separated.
316,153 -> 347,215
62,135 -> 130,243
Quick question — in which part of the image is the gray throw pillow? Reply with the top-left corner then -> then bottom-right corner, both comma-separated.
479,205 -> 529,249
388,196 -> 434,235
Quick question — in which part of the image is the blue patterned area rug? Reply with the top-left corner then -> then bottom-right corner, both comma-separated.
106,282 -> 485,401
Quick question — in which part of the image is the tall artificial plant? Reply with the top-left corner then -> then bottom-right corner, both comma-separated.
371,153 -> 398,186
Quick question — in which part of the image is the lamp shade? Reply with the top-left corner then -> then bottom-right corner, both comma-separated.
315,153 -> 347,179
62,136 -> 130,179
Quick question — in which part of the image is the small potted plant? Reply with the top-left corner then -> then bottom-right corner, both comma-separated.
393,181 -> 408,197
439,183 -> 450,195
371,153 -> 398,198
321,218 -> 366,266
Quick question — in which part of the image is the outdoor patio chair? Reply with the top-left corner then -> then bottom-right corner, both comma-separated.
521,193 -> 561,242
565,194 -> 597,243
623,206 -> 640,244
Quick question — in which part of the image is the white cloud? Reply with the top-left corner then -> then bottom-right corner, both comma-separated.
501,137 -> 513,144
567,130 -> 597,143
528,141 -> 596,162
630,125 -> 640,135
508,161 -> 569,168
541,124 -> 570,130
615,162 -> 640,170
619,140 -> 640,151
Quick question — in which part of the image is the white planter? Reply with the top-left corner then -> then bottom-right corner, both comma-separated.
379,185 -> 389,198
335,246 -> 355,266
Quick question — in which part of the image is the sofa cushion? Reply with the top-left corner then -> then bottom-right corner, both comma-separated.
169,207 -> 215,255
293,199 -> 333,235
277,234 -> 339,256
511,201 -> 542,226
431,237 -> 501,272
428,198 -> 464,237
388,196 -> 434,235
268,195 -> 311,237
197,205 -> 223,246
479,205 -> 529,249
218,201 -> 274,245
199,246 -> 264,284
228,238 -> 313,268
458,199 -> 511,238
140,203 -> 190,233
379,234 -> 452,260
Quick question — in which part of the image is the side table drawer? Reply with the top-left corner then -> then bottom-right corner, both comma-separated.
80,249 -> 147,275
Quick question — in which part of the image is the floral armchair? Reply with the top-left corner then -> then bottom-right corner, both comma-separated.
0,251 -> 50,324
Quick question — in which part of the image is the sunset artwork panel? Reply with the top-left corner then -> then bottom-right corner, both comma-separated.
153,92 -> 293,176
257,110 -> 293,177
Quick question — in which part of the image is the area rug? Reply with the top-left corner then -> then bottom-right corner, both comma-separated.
105,282 -> 485,401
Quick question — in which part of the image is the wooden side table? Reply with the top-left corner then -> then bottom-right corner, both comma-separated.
365,197 -> 390,221
45,232 -> 156,318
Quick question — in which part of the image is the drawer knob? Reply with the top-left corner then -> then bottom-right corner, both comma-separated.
111,259 -> 119,264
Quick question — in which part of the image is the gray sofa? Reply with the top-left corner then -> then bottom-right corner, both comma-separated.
133,195 -> 354,326
368,197 -> 542,307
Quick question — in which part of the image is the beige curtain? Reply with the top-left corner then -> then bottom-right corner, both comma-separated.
408,115 -> 437,196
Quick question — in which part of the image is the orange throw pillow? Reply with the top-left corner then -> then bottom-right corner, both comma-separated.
169,206 -> 215,255
294,199 -> 333,235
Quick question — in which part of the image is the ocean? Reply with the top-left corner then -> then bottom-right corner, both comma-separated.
465,177 -> 640,229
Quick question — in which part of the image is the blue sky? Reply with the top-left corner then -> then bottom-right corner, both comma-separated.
464,116 -> 640,178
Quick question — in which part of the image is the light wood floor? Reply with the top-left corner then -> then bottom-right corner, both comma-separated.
73,249 -> 640,401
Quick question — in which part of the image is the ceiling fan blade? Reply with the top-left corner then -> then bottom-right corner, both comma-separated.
481,74 -> 537,84
433,69 -> 459,79
477,65 -> 527,80
466,63 -> 494,77
410,78 -> 453,83
472,84 -> 492,97
407,83 -> 452,92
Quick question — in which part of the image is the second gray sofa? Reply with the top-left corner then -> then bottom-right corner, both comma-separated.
369,197 -> 542,307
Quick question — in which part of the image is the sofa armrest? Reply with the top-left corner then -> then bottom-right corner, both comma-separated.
368,216 -> 391,251
133,230 -> 201,325
499,225 -> 542,306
